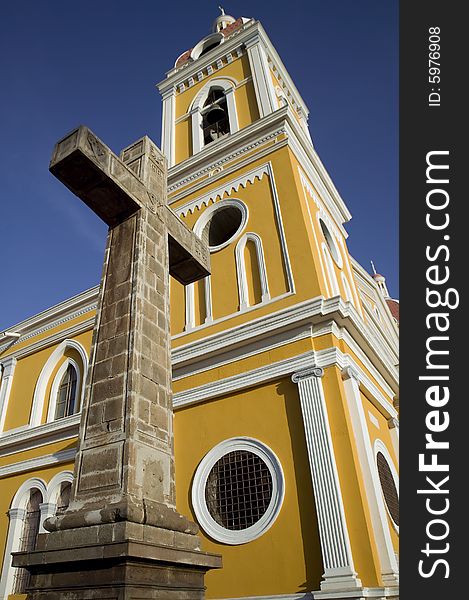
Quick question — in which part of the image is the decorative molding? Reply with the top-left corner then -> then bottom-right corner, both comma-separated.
0,448 -> 76,478
0,316 -> 95,362
0,286 -> 97,354
0,356 -> 17,433
176,164 -> 269,216
173,346 -> 397,422
291,367 -> 323,382
0,413 -> 80,457
173,295 -> 398,396
192,437 -> 284,545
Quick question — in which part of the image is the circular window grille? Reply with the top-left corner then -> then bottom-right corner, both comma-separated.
319,218 -> 342,267
205,450 -> 273,530
376,451 -> 399,527
195,200 -> 248,252
192,438 -> 284,544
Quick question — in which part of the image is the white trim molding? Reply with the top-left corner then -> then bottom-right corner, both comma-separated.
341,368 -> 399,587
30,339 -> 88,427
374,439 -> 399,534
0,472 -> 74,600
193,198 -> 248,251
0,356 -> 17,433
192,437 -> 284,545
0,477 -> 47,600
161,87 -> 176,167
235,232 -> 270,310
291,367 -> 362,593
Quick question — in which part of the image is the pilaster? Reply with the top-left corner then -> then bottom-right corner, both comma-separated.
0,356 -> 17,432
291,366 -> 362,595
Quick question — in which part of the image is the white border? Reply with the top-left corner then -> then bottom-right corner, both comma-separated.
46,358 -> 81,422
374,439 -> 399,533
192,437 -> 285,545
193,198 -> 248,252
30,339 -> 88,427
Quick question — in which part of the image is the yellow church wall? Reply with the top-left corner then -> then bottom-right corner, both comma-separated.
0,459 -> 76,576
2,330 -> 92,432
173,337 -> 313,394
174,377 -> 323,597
170,146 -> 326,344
0,438 -> 77,471
322,367 -> 381,587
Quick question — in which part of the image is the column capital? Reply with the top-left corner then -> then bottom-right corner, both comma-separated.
388,417 -> 399,430
0,355 -> 17,374
341,365 -> 361,383
8,507 -> 26,520
292,366 -> 324,383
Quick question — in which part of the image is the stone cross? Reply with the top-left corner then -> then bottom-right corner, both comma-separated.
13,127 -> 221,599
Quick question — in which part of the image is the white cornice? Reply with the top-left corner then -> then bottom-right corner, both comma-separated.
0,287 -> 98,355
0,414 -> 80,457
173,346 -> 397,420
0,447 -> 76,478
175,163 -> 270,216
173,295 -> 398,393
168,106 -> 289,194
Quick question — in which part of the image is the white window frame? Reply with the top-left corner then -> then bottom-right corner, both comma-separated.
193,198 -> 248,252
0,477 -> 47,599
47,358 -> 82,422
191,437 -> 285,545
374,439 -> 399,533
30,339 -> 88,427
190,78 -> 239,154
235,232 -> 270,310
318,216 -> 343,268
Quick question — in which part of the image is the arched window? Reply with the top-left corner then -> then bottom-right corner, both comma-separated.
235,233 -> 270,310
54,363 -> 78,420
190,78 -> 239,154
31,339 -> 88,427
202,88 -> 230,146
12,488 -> 43,594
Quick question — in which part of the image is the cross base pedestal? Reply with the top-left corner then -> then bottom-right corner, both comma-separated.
13,521 -> 221,600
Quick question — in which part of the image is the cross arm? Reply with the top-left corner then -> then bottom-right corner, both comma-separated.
49,126 -> 146,227
164,206 -> 210,285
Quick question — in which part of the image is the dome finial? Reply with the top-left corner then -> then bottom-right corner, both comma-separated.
212,6 -> 236,32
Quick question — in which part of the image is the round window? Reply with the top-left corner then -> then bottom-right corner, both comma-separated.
319,218 -> 342,267
192,438 -> 284,544
376,450 -> 399,527
195,200 -> 247,252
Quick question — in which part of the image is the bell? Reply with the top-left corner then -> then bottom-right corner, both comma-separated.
205,104 -> 226,125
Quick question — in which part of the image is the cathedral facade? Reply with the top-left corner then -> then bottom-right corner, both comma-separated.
0,12 -> 399,600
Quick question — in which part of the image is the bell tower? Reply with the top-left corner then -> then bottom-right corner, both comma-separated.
157,10 -> 399,598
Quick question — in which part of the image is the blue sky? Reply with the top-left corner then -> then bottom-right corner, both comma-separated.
0,0 -> 398,330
